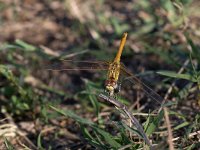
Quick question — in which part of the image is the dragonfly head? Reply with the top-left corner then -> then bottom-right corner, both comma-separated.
105,79 -> 118,96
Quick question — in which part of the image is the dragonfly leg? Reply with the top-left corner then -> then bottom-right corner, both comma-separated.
114,82 -> 121,94
104,88 -> 115,98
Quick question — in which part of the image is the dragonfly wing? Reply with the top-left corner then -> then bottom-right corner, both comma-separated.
61,60 -> 109,64
46,60 -> 109,71
120,64 -> 165,110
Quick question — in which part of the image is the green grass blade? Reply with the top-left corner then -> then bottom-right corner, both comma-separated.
37,132 -> 45,150
144,110 -> 164,135
50,105 -> 94,125
15,39 -> 37,51
4,137 -> 15,150
81,125 -> 105,149
174,121 -> 190,130
157,71 -> 197,82
93,126 -> 122,149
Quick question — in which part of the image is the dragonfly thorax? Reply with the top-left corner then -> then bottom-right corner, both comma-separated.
105,59 -> 121,96
107,62 -> 121,81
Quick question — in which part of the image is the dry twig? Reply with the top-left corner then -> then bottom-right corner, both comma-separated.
98,94 -> 152,149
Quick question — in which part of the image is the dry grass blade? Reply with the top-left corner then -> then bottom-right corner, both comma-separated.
1,113 -> 37,149
163,59 -> 189,150
0,123 -> 17,137
164,107 -> 174,150
40,45 -> 60,57
172,130 -> 200,142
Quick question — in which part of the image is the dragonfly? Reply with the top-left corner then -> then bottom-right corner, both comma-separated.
48,33 -> 165,108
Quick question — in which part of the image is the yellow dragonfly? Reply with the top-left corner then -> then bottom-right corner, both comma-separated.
48,33 -> 164,107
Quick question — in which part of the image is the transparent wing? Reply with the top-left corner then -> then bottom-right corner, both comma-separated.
46,60 -> 110,71
120,64 -> 165,110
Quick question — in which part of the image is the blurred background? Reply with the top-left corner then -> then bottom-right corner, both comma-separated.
0,0 -> 200,149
